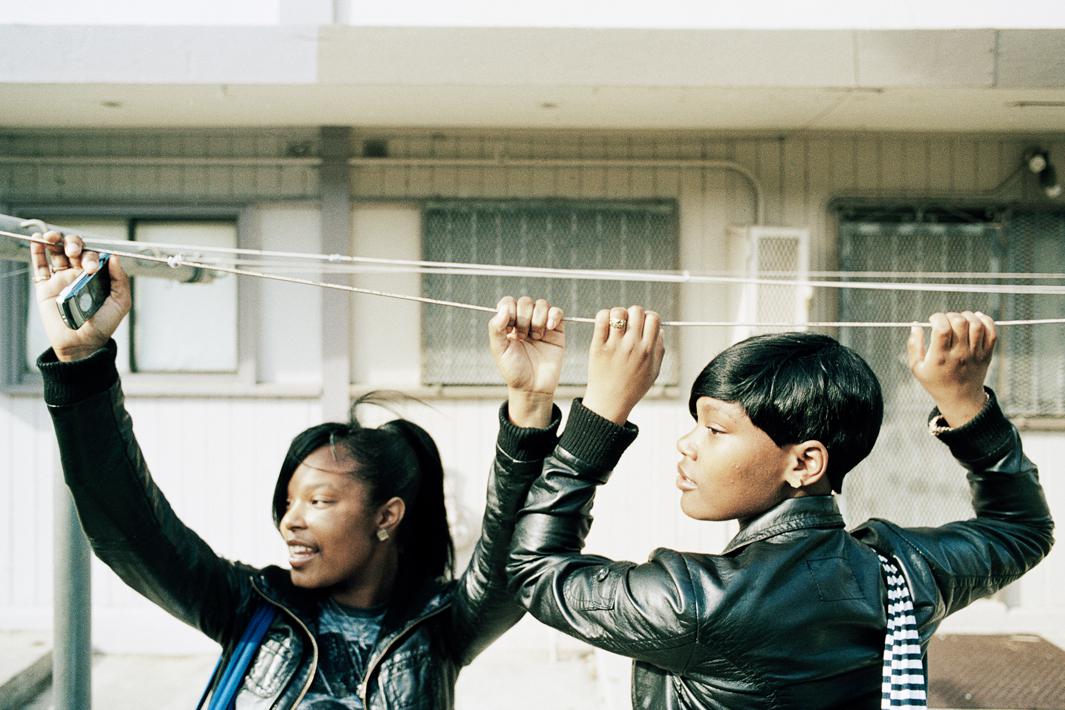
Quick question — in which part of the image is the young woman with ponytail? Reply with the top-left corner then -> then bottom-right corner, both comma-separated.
30,232 -> 566,708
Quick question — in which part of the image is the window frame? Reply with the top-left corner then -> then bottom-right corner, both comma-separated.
1,204 -> 259,395
834,204 -> 1065,430
417,197 -> 682,388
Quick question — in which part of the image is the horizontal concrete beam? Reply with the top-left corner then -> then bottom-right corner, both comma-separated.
1,27 -> 1063,89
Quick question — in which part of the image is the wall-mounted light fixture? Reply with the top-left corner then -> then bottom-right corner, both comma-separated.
1025,149 -> 1063,199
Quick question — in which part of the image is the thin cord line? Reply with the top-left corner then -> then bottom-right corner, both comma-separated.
35,234 -> 1065,294
222,262 -> 1065,282
8,229 -> 1065,294
40,235 -> 1065,281
212,262 -> 1065,295
4,231 -> 1065,329
178,257 -> 1065,283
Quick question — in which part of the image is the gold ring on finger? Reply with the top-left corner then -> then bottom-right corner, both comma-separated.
609,318 -> 628,330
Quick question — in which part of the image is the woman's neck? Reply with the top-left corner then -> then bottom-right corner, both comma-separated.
330,545 -> 400,609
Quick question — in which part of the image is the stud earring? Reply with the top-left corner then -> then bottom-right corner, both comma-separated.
376,528 -> 390,542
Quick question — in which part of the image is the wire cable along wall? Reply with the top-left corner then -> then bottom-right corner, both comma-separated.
2,216 -> 1065,329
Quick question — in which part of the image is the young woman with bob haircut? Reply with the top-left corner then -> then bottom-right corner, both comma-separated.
503,300 -> 1053,709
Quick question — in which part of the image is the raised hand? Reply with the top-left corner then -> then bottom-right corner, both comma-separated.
907,311 -> 996,428
489,296 -> 565,427
30,231 -> 131,362
582,305 -> 665,425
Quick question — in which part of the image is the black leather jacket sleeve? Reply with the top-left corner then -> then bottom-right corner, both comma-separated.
856,389 -> 1054,623
445,401 -> 562,666
506,400 -> 701,672
39,341 -> 253,644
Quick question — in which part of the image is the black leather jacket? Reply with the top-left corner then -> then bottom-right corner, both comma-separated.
40,341 -> 560,709
508,395 -> 1054,710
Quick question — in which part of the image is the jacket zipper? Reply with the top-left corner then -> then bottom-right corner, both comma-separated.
250,581 -> 320,710
357,603 -> 452,704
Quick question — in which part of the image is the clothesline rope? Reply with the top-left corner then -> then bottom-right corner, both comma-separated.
60,234 -> 1065,280
50,228 -> 1065,293
3,229 -> 1065,329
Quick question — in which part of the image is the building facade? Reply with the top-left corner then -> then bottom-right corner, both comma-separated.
1,8 -> 1063,701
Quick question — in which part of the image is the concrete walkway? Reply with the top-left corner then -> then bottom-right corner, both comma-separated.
0,630 -> 51,708
8,629 -> 1059,709
1,631 -> 603,709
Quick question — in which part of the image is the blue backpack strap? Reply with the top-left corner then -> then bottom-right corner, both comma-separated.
197,603 -> 279,710
195,654 -> 225,710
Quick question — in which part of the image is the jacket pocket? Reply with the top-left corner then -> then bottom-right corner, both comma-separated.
243,622 -> 301,698
569,562 -> 626,611
378,644 -> 437,709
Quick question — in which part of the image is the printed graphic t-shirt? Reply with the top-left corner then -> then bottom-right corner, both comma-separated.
299,599 -> 386,708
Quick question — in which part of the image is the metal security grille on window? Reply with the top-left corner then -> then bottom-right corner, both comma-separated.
753,236 -> 802,335
839,221 -> 1000,527
1002,213 -> 1065,418
421,200 -> 679,386
838,214 -> 1065,527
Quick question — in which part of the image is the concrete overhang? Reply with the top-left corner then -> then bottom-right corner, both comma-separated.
1,26 -> 1064,130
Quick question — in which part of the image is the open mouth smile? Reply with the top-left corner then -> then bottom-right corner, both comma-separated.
287,542 -> 319,568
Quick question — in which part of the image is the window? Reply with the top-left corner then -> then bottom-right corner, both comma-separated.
420,200 -> 680,386
9,216 -> 239,382
836,209 -> 1065,526
130,221 -> 238,373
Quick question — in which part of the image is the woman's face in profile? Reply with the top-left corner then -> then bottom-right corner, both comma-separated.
279,447 -> 381,597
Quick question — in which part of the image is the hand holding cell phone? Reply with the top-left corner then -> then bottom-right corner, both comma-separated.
57,252 -> 112,329
30,231 -> 132,362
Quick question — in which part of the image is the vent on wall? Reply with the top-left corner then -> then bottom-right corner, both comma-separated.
726,226 -> 811,343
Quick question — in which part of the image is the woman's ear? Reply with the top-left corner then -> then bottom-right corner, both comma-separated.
376,496 -> 406,539
784,441 -> 830,492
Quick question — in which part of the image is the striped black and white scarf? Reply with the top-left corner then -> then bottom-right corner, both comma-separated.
878,554 -> 927,709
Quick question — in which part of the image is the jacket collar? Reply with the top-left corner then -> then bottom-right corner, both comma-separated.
722,495 -> 845,555
253,565 -> 453,634
376,574 -> 452,638
254,566 -> 320,624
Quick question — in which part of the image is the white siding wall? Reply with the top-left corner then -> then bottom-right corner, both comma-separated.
1,129 -> 1063,653
348,129 -> 1065,643
0,396 -> 57,630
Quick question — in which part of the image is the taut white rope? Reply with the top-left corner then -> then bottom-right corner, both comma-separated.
54,234 -> 1065,296
4,230 -> 1065,329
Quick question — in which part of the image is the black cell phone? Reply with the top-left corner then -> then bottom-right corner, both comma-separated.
56,253 -> 111,330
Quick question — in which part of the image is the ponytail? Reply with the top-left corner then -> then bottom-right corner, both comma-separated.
381,419 -> 455,581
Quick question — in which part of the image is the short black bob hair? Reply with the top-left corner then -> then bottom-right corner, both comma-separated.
688,332 -> 883,493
